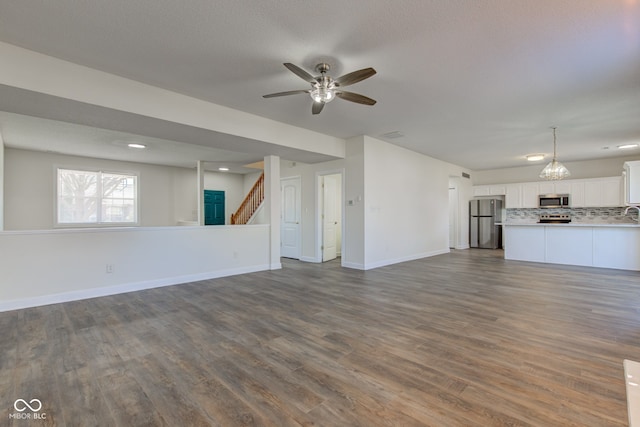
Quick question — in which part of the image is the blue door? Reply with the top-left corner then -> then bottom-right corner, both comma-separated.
204,190 -> 225,225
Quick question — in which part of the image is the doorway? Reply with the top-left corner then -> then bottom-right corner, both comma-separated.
280,176 -> 301,259
318,172 -> 343,262
204,190 -> 225,225
448,178 -> 459,249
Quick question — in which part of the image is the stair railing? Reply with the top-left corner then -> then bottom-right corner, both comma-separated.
231,172 -> 264,224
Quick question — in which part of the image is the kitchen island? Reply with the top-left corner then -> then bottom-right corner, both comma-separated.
502,222 -> 640,271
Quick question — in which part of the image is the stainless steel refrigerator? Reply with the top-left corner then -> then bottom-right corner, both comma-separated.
469,198 -> 502,249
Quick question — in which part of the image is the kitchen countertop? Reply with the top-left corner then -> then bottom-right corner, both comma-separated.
497,221 -> 640,227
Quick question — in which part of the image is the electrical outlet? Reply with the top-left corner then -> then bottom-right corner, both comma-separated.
106,264 -> 114,274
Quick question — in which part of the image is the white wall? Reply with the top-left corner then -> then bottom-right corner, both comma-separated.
343,137 -> 366,268
0,130 -> 4,230
4,148 -> 199,229
473,155 -> 640,185
263,155 -> 281,269
361,136 -> 452,269
281,136 -> 473,269
0,225 -> 270,311
173,167 -> 198,223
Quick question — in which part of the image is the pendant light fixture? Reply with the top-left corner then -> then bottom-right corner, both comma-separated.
539,126 -> 570,180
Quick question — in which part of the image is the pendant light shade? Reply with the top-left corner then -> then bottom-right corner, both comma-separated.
539,127 -> 570,180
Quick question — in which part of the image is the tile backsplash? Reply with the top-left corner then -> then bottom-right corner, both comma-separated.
506,207 -> 639,223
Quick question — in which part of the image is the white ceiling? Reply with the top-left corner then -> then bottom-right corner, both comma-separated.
0,0 -> 638,171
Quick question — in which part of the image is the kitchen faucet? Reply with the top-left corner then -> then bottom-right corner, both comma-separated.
624,206 -> 640,221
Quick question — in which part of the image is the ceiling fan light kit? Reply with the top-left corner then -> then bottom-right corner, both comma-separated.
263,62 -> 377,115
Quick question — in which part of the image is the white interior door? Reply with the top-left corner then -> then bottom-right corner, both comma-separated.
322,174 -> 340,262
281,177 -> 301,259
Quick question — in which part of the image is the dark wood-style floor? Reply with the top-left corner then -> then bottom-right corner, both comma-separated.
3,249 -> 640,426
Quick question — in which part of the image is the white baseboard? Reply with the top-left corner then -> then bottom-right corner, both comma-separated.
341,261 -> 365,270
300,256 -> 320,263
363,249 -> 451,270
0,264 -> 271,313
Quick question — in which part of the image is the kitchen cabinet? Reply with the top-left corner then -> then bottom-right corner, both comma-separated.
545,226 -> 593,267
472,185 -> 506,197
497,176 -> 621,209
553,181 -> 572,195
569,181 -> 585,207
505,184 -> 521,208
624,161 -> 640,205
593,227 -> 640,270
504,223 -> 640,270
538,182 -> 555,195
503,225 -> 545,262
521,183 -> 539,208
584,177 -> 622,207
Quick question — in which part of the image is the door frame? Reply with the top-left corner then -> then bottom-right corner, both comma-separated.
448,178 -> 459,249
315,169 -> 345,264
280,176 -> 302,260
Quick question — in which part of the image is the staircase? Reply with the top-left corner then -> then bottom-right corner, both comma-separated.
231,172 -> 264,224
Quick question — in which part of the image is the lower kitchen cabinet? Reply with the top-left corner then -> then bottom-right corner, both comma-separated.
593,227 -> 640,270
502,225 -> 545,262
545,227 -> 593,267
504,224 -> 640,270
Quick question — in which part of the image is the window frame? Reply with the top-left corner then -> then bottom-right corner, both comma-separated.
54,166 -> 140,228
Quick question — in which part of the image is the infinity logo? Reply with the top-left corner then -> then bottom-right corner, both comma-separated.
14,399 -> 42,412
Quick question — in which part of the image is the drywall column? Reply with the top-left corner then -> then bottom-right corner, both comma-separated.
197,161 -> 205,226
264,155 -> 281,269
343,136 -> 366,269
0,130 -> 4,230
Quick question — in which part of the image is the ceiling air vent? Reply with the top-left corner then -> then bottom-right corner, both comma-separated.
462,172 -> 471,179
380,131 -> 405,139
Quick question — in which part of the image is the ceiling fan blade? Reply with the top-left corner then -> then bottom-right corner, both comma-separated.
312,102 -> 325,115
263,89 -> 310,98
334,67 -> 376,87
283,63 -> 316,83
336,91 -> 377,105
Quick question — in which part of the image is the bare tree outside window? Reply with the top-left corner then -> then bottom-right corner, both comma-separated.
57,169 -> 138,225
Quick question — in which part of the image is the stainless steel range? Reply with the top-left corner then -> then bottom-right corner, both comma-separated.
538,213 -> 571,223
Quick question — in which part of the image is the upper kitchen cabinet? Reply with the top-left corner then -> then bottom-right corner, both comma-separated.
482,176 -> 623,209
537,182 -> 555,195
472,184 -> 506,197
505,184 -> 521,208
624,161 -> 640,205
568,181 -> 585,207
521,183 -> 540,208
583,177 -> 622,207
553,181 -> 572,195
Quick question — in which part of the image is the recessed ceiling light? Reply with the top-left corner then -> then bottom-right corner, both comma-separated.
127,143 -> 146,149
617,144 -> 639,150
218,167 -> 229,171
526,154 -> 545,162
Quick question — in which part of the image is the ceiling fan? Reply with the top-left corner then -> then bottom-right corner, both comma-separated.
263,62 -> 377,115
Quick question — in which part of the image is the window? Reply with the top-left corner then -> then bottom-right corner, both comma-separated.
56,168 -> 138,226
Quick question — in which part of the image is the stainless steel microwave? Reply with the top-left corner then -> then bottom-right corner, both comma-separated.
539,194 -> 570,208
